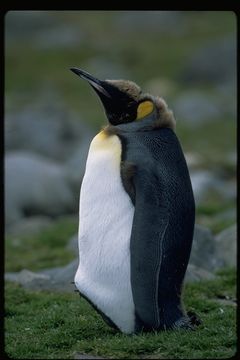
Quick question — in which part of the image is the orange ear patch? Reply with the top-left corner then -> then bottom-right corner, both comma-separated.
136,101 -> 154,120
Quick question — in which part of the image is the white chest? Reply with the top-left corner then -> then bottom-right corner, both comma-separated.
74,132 -> 135,334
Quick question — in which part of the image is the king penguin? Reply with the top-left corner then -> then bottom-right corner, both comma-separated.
71,68 -> 196,334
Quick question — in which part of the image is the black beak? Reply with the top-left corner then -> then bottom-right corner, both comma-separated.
70,68 -> 111,99
70,67 -> 137,125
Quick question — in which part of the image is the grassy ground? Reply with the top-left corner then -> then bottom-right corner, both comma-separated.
5,268 -> 236,359
5,217 -> 78,272
5,218 -> 237,359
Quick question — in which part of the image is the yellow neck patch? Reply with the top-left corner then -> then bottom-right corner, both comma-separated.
136,101 -> 154,120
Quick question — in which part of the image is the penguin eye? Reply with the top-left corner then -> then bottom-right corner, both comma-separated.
136,101 -> 154,120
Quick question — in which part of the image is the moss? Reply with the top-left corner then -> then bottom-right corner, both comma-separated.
5,217 -> 78,272
5,268 -> 236,359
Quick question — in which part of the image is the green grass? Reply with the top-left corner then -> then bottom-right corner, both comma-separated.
5,217 -> 78,272
5,268 -> 236,359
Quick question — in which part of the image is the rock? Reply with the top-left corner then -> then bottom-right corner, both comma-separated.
213,208 -> 236,224
5,259 -> 78,292
214,297 -> 237,307
189,170 -> 236,204
5,11 -> 59,41
33,259 -> 79,292
5,151 -> 76,226
214,179 -> 236,202
174,91 -> 221,125
189,224 -> 217,271
65,136 -> 92,191
41,259 -> 78,289
5,216 -> 52,237
214,224 -> 236,268
184,152 -> 203,169
5,224 -> 236,292
5,98 -> 93,162
67,233 -> 79,255
5,270 -> 51,290
116,11 -> 186,35
185,264 -> 215,283
181,36 -> 236,85
190,170 -> 216,203
6,12 -> 82,49
74,353 -> 106,360
189,224 -> 237,272
35,25 -> 82,50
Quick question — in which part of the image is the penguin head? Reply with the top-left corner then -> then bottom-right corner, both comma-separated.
70,67 -> 175,129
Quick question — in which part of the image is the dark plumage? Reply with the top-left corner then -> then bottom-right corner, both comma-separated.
119,127 -> 195,331
71,68 -> 198,333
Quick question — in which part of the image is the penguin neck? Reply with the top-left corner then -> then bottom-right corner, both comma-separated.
113,113 -> 156,133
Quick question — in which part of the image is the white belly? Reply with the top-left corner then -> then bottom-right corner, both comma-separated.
74,131 -> 135,334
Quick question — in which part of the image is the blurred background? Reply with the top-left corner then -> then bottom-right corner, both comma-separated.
5,11 -> 236,284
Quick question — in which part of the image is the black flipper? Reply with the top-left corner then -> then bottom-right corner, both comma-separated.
119,128 -> 195,332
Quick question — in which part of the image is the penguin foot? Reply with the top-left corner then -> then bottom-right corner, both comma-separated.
172,316 -> 195,331
187,311 -> 202,327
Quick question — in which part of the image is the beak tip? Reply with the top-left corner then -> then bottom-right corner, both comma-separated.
70,67 -> 80,76
69,67 -> 111,98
